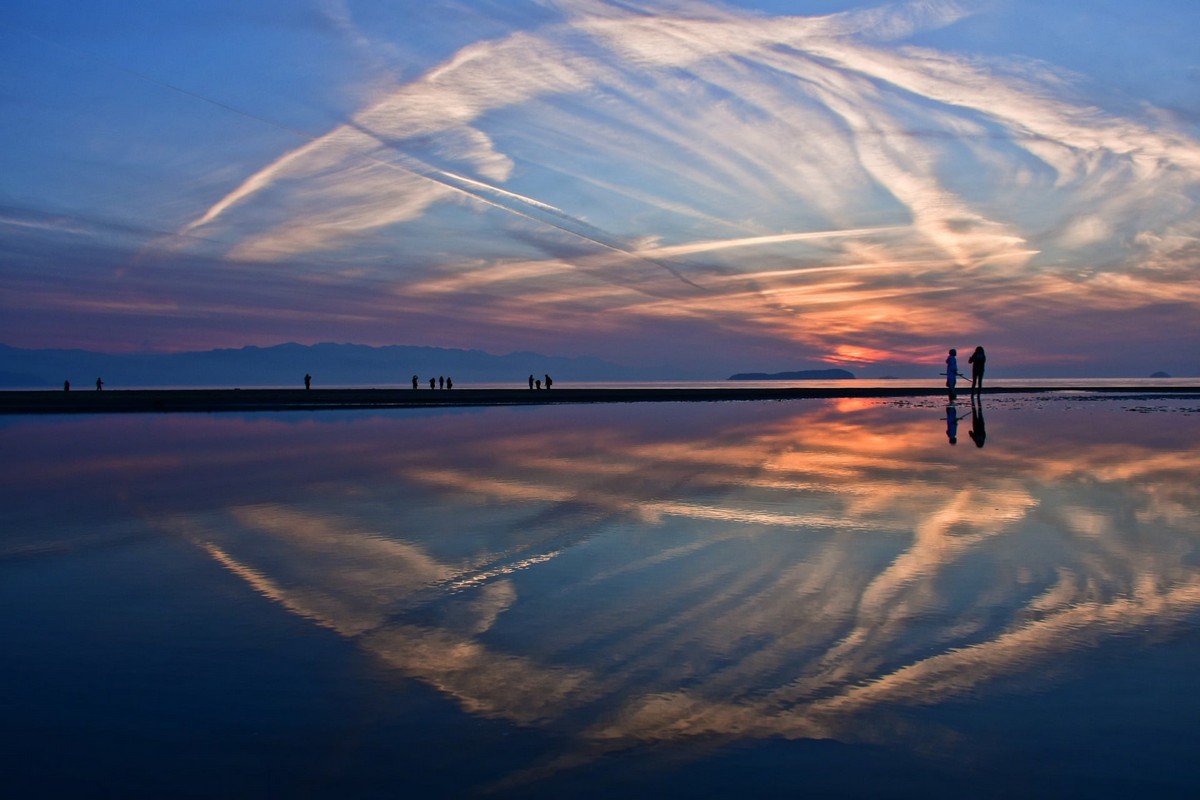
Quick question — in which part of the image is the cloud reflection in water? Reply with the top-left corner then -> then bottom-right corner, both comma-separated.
12,398 -> 1198,781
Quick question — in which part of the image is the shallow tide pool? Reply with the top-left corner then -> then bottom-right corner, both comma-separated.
3,395 -> 1199,797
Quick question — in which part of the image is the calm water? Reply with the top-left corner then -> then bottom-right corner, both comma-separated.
3,395 -> 1199,798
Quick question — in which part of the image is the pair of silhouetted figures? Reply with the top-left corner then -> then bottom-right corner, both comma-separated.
945,400 -> 986,447
945,346 -> 986,400
528,374 -> 553,390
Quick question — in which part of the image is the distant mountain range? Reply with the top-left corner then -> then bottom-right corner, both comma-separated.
729,369 -> 854,380
0,343 -> 636,388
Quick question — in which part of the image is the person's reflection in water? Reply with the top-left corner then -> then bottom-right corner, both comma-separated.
968,398 -> 987,448
945,403 -> 967,445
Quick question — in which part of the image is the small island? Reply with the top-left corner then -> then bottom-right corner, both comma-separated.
728,369 -> 855,380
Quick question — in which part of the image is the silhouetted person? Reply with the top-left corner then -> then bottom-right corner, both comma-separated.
64,380 -> 70,392
535,379 -> 542,390
304,373 -> 311,390
968,346 -> 986,396
529,374 -> 534,390
95,377 -> 103,391
945,348 -> 959,401
446,377 -> 453,390
438,376 -> 444,389
544,374 -> 553,389
968,400 -> 986,448
430,377 -> 436,389
412,374 -> 419,390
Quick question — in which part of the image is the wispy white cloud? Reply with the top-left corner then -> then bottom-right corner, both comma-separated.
24,0 -> 1190,370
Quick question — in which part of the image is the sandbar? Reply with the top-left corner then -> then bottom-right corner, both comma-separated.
3,385 -> 1200,414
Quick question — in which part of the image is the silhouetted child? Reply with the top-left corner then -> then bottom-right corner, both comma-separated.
430,377 -> 436,390
545,374 -> 553,389
535,379 -> 542,390
945,349 -> 958,401
446,377 -> 453,390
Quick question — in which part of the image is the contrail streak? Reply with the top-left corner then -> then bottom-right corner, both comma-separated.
343,122 -> 709,292
6,22 -> 707,293
636,227 -> 906,259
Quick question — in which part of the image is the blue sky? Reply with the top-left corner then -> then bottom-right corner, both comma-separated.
2,0 -> 1198,377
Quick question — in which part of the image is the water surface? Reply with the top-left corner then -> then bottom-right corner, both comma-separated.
3,395 -> 1199,797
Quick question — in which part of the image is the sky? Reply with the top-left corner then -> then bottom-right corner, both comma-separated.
2,0 -> 1199,378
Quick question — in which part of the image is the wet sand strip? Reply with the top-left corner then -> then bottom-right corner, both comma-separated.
3,385 -> 1200,414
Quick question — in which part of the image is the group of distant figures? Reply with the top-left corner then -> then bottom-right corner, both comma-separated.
296,373 -> 555,391
309,374 -> 461,390
71,374 -> 558,391
61,378 -> 102,392
411,375 -> 454,390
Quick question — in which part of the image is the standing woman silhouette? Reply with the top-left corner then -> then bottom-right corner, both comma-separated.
968,346 -> 986,396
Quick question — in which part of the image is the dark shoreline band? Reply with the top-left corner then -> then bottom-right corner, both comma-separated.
3,386 -> 1200,414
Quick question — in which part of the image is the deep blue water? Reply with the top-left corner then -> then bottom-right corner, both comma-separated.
2,394 -> 1199,797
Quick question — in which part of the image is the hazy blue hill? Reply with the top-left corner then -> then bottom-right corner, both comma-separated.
729,369 -> 855,380
0,370 -> 52,387
0,343 -> 633,388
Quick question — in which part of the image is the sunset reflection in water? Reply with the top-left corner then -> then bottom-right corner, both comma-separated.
4,396 -> 1199,792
